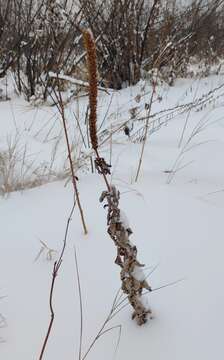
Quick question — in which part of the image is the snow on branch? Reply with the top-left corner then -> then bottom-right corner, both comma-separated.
49,72 -> 111,94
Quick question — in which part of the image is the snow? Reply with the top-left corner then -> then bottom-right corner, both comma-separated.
1,73 -> 224,359
131,265 -> 145,282
119,209 -> 130,230
49,71 -> 111,93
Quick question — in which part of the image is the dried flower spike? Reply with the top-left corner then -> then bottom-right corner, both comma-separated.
82,29 -> 98,151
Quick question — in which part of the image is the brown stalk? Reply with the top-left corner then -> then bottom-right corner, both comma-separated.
38,201 -> 76,360
38,262 -> 57,360
135,42 -> 171,182
81,288 -> 123,360
47,81 -> 88,235
56,86 -> 88,235
135,77 -> 157,182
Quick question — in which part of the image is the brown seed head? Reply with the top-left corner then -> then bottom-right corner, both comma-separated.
82,29 -> 98,151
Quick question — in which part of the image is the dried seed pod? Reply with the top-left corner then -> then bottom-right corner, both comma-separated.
82,29 -> 98,151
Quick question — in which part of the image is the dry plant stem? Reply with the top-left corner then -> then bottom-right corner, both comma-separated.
99,81 -> 224,149
39,201 -> 76,360
74,248 -> 83,360
81,290 -> 122,360
135,80 -> 156,182
57,87 -> 88,235
167,111 -> 215,184
74,249 -> 123,360
82,315 -> 112,360
178,77 -> 201,148
82,322 -> 121,360
40,76 -> 88,235
83,29 -> 151,325
110,278 -> 185,320
38,262 -> 57,360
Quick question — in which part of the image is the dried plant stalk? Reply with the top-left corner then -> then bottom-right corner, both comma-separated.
135,75 -> 157,182
38,202 -> 76,360
83,29 -> 152,325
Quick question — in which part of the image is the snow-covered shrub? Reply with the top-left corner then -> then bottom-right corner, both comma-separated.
79,0 -> 224,88
0,0 -> 83,100
80,0 -> 161,89
1,0 -> 224,96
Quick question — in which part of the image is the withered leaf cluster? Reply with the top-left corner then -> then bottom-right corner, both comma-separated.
100,186 -> 152,325
95,157 -> 111,175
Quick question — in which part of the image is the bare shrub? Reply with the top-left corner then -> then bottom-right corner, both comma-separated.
79,0 -> 224,88
1,0 -> 224,95
80,0 -> 160,89
0,0 -> 83,100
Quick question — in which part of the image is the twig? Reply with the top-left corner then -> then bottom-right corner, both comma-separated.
135,79 -> 156,182
53,83 -> 88,235
81,289 -> 122,360
38,262 -> 57,360
178,77 -> 201,148
38,201 -> 76,360
110,278 -> 185,320
74,247 -> 83,360
150,278 -> 185,292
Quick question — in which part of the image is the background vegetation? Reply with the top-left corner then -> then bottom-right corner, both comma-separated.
0,0 -> 224,100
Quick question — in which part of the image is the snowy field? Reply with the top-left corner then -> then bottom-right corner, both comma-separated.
1,73 -> 224,359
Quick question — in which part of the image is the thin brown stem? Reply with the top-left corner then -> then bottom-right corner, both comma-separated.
135,80 -> 156,182
38,201 -> 76,360
56,86 -> 88,235
38,262 -> 57,360
74,247 -> 83,360
40,76 -> 88,235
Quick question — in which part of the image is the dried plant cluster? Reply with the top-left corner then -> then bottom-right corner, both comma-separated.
83,28 -> 152,325
100,186 -> 152,325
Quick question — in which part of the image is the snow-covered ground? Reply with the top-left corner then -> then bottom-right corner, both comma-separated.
0,73 -> 224,359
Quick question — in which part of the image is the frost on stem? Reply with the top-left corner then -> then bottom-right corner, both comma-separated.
100,185 -> 152,325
